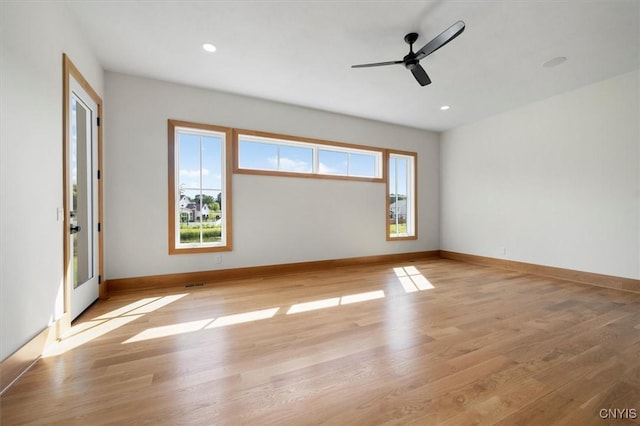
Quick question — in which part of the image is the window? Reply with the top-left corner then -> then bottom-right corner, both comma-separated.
238,138 -> 313,173
235,130 -> 384,181
387,151 -> 417,240
168,120 -> 232,254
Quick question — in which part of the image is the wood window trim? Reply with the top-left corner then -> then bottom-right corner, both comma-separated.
386,149 -> 418,241
233,128 -> 385,183
168,119 -> 233,254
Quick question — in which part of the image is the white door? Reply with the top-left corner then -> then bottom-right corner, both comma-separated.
68,76 -> 99,320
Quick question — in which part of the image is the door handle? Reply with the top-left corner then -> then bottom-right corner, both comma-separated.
70,224 -> 82,234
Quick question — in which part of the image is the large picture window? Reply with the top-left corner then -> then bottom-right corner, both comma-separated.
234,130 -> 384,182
387,151 -> 417,240
168,120 -> 232,254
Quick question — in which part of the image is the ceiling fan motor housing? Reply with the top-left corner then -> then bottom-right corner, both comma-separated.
404,56 -> 419,70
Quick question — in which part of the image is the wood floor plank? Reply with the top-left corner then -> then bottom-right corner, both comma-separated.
2,258 -> 640,425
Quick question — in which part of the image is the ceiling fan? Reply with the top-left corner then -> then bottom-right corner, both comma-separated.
351,21 -> 466,86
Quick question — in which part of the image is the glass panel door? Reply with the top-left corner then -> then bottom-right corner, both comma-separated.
68,76 -> 99,319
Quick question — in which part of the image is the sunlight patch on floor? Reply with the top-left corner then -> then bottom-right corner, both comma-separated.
126,294 -> 187,315
394,266 -> 435,292
207,307 -> 280,329
54,267 -> 433,349
93,297 -> 162,320
44,314 -> 145,357
341,290 -> 385,305
123,307 -> 280,343
61,318 -> 109,339
287,290 -> 386,314
287,297 -> 340,314
123,290 -> 388,344
123,318 -> 212,344
43,294 -> 188,357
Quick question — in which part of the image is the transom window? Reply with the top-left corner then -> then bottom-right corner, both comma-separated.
388,151 -> 417,240
168,120 -> 232,254
235,130 -> 384,181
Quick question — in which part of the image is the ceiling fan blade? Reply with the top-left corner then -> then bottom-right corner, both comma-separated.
351,60 -> 404,68
415,20 -> 465,60
411,64 -> 431,86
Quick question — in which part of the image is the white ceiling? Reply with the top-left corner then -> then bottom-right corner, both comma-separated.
66,1 -> 640,132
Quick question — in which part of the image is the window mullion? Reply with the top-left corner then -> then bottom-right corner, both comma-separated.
313,146 -> 318,174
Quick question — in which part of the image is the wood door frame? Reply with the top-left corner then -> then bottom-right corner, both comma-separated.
62,53 -> 105,331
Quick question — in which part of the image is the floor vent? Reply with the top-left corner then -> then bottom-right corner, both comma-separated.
185,283 -> 204,288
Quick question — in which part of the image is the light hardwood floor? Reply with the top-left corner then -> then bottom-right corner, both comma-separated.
2,258 -> 640,425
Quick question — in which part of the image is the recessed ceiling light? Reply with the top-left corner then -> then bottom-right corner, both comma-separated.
440,105 -> 451,111
202,43 -> 217,53
542,56 -> 567,68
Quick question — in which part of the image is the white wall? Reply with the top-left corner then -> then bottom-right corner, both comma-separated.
0,3 -> 104,360
441,70 -> 640,279
104,72 -> 440,279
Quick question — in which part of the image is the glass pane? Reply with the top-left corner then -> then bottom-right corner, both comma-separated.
178,132 -> 202,245
389,157 -> 396,191
71,98 -> 78,286
179,188 -> 198,244
389,157 -> 397,235
349,153 -> 376,177
239,140 -> 278,171
178,133 -> 202,191
199,190 -> 222,243
71,94 -> 94,287
211,191 -> 223,224
201,135 -> 223,190
318,150 -> 348,175
389,156 -> 411,236
278,145 -> 312,173
396,158 -> 408,195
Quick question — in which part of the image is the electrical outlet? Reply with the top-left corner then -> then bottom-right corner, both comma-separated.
499,246 -> 507,256
215,255 -> 222,264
